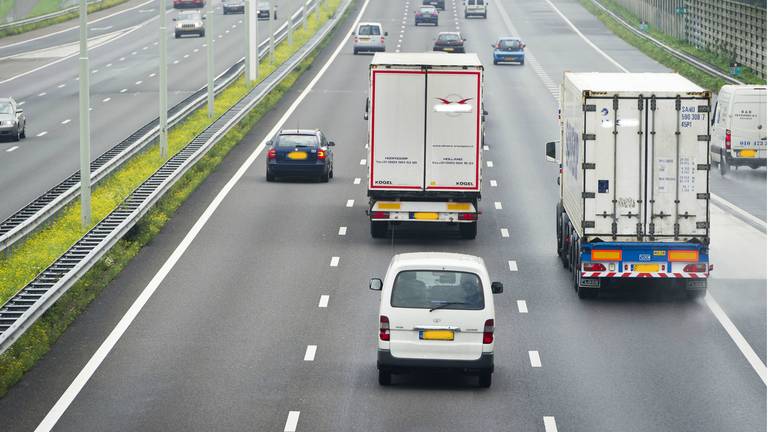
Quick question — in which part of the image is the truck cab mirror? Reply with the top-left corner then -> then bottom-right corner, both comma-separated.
369,278 -> 383,291
545,141 -> 558,162
491,282 -> 503,294
15,109 -> 23,115
483,109 -> 489,116
384,31 -> 389,36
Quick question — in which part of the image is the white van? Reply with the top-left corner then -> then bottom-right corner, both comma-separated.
370,252 -> 503,387
464,0 -> 487,18
352,22 -> 387,55
711,85 -> 766,175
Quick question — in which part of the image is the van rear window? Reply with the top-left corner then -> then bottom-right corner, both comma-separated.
358,25 -> 381,36
391,271 -> 484,310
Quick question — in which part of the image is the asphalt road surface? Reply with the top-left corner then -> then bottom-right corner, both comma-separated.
0,0 -> 764,431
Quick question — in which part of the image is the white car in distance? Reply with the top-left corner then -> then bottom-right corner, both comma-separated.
370,252 -> 503,387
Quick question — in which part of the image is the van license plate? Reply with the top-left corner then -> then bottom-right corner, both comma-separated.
633,264 -> 659,272
739,149 -> 757,158
414,212 -> 439,220
421,330 -> 454,341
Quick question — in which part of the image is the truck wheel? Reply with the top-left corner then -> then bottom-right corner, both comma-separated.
459,222 -> 477,239
378,370 -> 391,386
719,151 -> 728,176
371,221 -> 387,238
478,371 -> 492,388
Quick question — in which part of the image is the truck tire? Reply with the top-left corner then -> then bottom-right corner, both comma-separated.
371,221 -> 387,238
266,171 -> 275,182
459,222 -> 477,239
719,151 -> 728,176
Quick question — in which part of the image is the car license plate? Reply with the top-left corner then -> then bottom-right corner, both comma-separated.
739,149 -> 757,158
421,330 -> 454,341
444,47 -> 454,52
287,151 -> 307,160
359,36 -> 370,41
634,264 -> 659,272
414,212 -> 439,220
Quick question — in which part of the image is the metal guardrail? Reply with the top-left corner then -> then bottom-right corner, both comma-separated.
0,0 -> 103,31
589,0 -> 745,86
0,1 -> 317,254
0,0 -> 345,355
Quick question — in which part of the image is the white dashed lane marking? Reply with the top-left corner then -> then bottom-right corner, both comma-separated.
360,159 -> 366,165
529,350 -> 542,368
486,160 -> 493,167
303,345 -> 317,361
494,201 -> 502,210
102,97 -> 111,103
483,145 -> 489,151
284,411 -> 300,432
318,295 -> 329,308
346,199 -> 354,207
517,300 -> 528,313
57,84 -> 65,88
489,179 -> 497,187
18,101 -> 25,106
120,89 -> 127,93
353,177 -> 361,185
500,228 -> 509,238
38,92 -> 46,97
36,131 -> 47,137
150,73 -> 156,77
135,80 -> 143,85
6,146 -> 18,152
338,226 -> 347,236
330,256 -> 340,267
61,119 -> 71,125
543,416 -> 558,432
508,260 -> 518,271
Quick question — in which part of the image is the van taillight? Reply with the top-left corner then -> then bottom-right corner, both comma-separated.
683,263 -> 707,273
267,148 -> 277,159
725,129 -> 731,150
483,319 -> 494,344
380,37 -> 385,43
317,149 -> 326,160
379,315 -> 390,341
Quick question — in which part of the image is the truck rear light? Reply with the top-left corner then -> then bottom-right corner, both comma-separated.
482,319 -> 494,344
669,250 -> 699,262
379,315 -> 390,341
458,213 -> 477,221
317,149 -> 326,160
725,129 -> 731,150
267,148 -> 277,160
591,249 -> 622,261
371,211 -> 389,219
583,262 -> 606,272
683,263 -> 707,273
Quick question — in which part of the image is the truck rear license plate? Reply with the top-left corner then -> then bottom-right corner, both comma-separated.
421,330 -> 454,341
634,264 -> 659,272
414,212 -> 439,220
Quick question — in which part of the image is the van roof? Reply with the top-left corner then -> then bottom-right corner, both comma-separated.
566,72 -> 705,94
372,52 -> 483,68
391,252 -> 485,272
719,84 -> 767,94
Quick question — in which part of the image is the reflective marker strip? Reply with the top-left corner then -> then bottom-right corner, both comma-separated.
284,411 -> 300,432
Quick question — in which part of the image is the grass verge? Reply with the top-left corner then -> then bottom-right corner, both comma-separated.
0,0 -> 131,38
0,0 -> 343,397
579,0 -> 766,90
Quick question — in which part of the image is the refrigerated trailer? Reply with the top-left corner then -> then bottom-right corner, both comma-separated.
546,73 -> 712,299
366,53 -> 485,239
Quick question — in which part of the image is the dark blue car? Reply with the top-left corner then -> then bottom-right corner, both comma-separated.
266,129 -> 335,182
492,37 -> 525,65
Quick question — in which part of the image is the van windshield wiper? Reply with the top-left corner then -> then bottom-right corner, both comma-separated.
429,301 -> 467,312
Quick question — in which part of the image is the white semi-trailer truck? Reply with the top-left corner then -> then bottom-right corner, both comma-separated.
546,73 -> 712,299
365,53 -> 485,239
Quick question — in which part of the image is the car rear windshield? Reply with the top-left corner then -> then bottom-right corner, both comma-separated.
275,135 -> 318,148
469,0 -> 485,4
0,103 -> 12,114
499,39 -> 522,49
179,12 -> 201,20
420,6 -> 435,13
259,2 -> 269,9
438,33 -> 460,41
391,270 -> 484,310
357,25 -> 381,36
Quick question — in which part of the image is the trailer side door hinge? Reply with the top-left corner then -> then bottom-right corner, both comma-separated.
582,221 -> 595,229
696,221 -> 709,229
697,193 -> 710,200
582,162 -> 596,170
697,135 -> 711,142
582,192 -> 595,199
582,133 -> 596,141
697,105 -> 710,112
583,104 -> 596,112
697,164 -> 710,171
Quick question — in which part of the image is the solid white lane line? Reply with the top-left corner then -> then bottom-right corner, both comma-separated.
318,295 -> 329,308
36,131 -> 47,137
529,351 -> 542,367
711,194 -> 767,230
486,160 -> 493,167
354,177 -> 361,184
543,417 -> 558,432
494,201 -> 502,210
330,256 -> 340,267
346,199 -> 354,207
304,345 -> 317,361
517,300 -> 528,313
61,119 -> 71,125
33,1 -> 374,429
508,260 -> 518,271
338,226 -> 347,236
500,228 -> 509,238
6,146 -> 18,152
284,411 -> 300,432
102,97 -> 111,103
705,294 -> 767,385
360,158 -> 366,165
489,179 -> 497,187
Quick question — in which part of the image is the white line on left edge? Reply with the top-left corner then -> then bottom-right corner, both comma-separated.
284,411 -> 300,432
32,0 -> 374,427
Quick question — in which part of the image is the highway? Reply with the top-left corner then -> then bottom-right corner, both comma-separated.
0,0 -> 765,431
0,0 -> 298,222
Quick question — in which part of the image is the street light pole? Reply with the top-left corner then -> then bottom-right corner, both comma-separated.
206,2 -> 214,118
269,0 -> 275,64
246,0 -> 259,82
159,0 -> 169,159
79,0 -> 91,228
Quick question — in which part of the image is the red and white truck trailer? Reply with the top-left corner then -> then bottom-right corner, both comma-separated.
546,73 -> 712,299
365,53 -> 485,239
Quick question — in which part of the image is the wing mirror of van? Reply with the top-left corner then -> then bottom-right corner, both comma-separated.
15,109 -> 23,115
369,278 -> 383,291
491,282 -> 503,294
328,141 -> 336,147
545,140 -> 558,162
384,31 -> 389,36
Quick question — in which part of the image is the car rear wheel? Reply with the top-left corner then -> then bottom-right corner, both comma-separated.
20,126 -> 26,139
12,129 -> 20,142
459,222 -> 477,239
478,371 -> 492,388
175,32 -> 180,38
353,48 -> 358,55
320,171 -> 330,182
378,370 -> 391,386
266,171 -> 275,182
